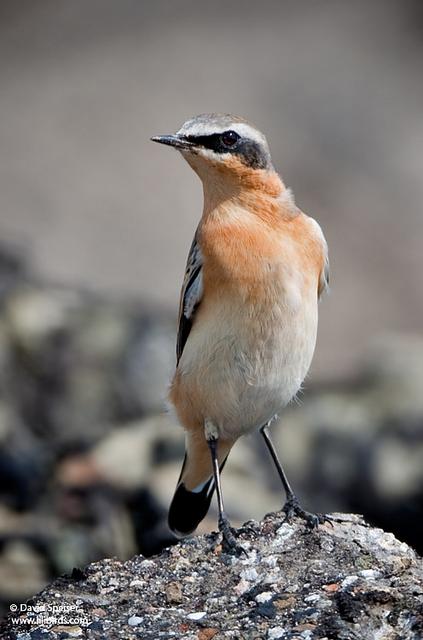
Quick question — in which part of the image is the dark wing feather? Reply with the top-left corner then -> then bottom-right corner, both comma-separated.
176,231 -> 203,363
318,240 -> 330,298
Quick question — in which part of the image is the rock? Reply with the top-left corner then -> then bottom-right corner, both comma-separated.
90,414 -> 184,491
165,580 -> 183,604
0,540 -> 49,603
122,316 -> 176,415
187,611 -> 207,621
1,513 -> 422,640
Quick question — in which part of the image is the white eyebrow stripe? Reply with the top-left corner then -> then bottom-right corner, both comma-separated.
177,122 -> 266,147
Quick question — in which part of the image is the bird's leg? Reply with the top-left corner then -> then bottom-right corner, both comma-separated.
205,420 -> 246,555
260,422 -> 332,529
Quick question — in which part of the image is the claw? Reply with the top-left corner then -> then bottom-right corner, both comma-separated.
240,522 -> 258,537
218,515 -> 247,556
282,496 -> 333,530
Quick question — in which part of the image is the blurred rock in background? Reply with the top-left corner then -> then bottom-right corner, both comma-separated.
0,0 -> 422,620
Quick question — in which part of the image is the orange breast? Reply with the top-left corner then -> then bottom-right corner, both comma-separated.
199,197 -> 325,306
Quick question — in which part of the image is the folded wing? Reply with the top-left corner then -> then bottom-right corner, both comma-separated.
176,230 -> 203,363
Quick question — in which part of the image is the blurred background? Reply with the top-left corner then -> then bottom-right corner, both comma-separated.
0,0 -> 422,616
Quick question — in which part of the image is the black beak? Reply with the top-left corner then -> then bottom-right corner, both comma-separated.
150,135 -> 194,150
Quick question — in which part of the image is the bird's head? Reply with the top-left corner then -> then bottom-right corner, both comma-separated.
151,113 -> 276,189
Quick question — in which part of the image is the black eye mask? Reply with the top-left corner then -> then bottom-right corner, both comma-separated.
184,132 -> 271,170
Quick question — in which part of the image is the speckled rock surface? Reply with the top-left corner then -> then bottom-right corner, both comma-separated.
1,513 -> 422,640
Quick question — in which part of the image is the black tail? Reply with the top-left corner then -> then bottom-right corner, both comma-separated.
168,454 -> 228,536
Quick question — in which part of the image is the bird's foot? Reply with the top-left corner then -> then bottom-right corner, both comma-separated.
282,495 -> 333,529
239,520 -> 259,538
218,513 -> 247,556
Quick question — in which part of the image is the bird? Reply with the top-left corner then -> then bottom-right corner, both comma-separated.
151,113 -> 329,553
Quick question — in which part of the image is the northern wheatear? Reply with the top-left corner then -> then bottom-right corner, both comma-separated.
152,114 -> 329,553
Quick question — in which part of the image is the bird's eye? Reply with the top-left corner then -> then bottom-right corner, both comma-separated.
221,130 -> 240,147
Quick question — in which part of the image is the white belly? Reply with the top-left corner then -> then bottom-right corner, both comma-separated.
177,289 -> 318,440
